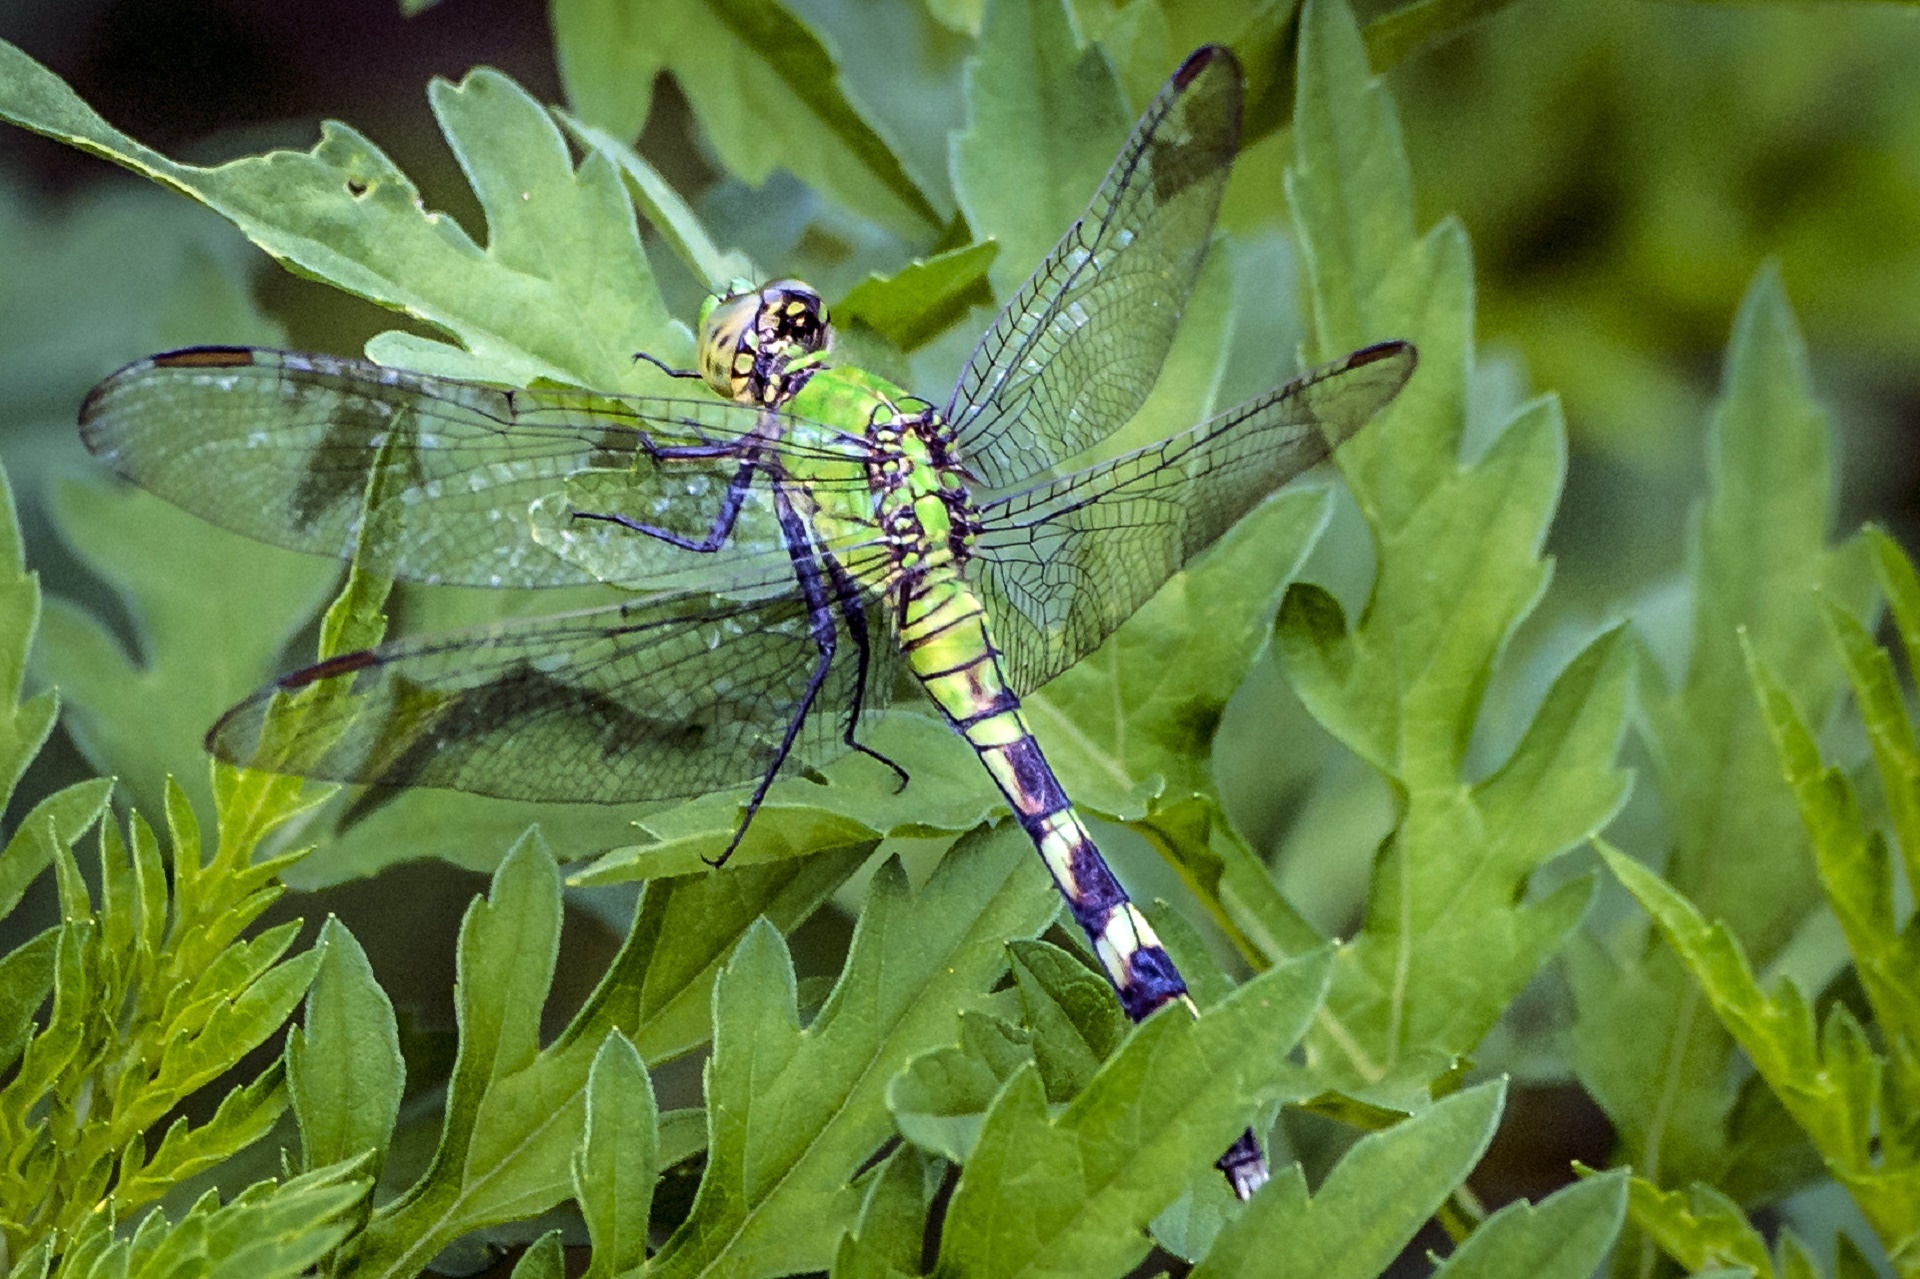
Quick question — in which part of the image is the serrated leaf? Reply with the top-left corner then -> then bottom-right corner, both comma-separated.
568,712 -> 992,883
833,239 -> 998,352
889,1010 -> 1034,1165
1189,1081 -> 1505,1279
1749,634 -> 1920,1050
1006,939 -> 1127,1101
644,825 -> 1056,1279
577,841 -> 877,1064
1619,1175 -> 1773,1278
936,947 -> 1334,1279
121,1063 -> 289,1208
1274,0 -> 1634,1105
575,1031 -> 657,1279
1571,265 -> 1876,1208
287,919 -> 404,1173
0,926 -> 56,1074
952,0 -> 1130,302
105,1160 -> 371,1279
0,45 -> 689,391
831,1145 -> 936,1279
354,831 -> 568,1277
0,778 -> 113,923
0,459 -> 56,816
557,109 -> 756,288
1430,1169 -> 1627,1279
552,0 -> 942,239
1825,582 -> 1920,905
1600,843 -> 1920,1260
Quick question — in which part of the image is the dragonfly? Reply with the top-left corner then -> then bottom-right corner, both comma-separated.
80,45 -> 1414,1199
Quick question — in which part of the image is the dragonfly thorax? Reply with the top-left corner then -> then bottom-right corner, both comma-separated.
869,404 -> 979,580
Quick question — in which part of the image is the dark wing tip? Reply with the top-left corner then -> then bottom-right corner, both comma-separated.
79,345 -> 266,443
1343,339 -> 1418,392
277,649 -> 381,690
1175,44 -> 1241,89
1344,339 -> 1416,371
150,346 -> 261,369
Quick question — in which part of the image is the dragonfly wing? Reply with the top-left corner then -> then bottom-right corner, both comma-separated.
971,342 -> 1416,695
945,46 -> 1243,490
81,346 -> 874,590
208,566 -> 901,804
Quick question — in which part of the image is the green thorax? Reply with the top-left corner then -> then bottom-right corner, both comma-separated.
782,364 -> 975,579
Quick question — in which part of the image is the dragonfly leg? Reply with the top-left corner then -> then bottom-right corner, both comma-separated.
708,485 -> 844,868
572,458 -> 759,553
631,350 -> 702,381
822,554 -> 910,791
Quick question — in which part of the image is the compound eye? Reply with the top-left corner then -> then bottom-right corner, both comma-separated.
696,290 -> 762,400
759,278 -> 829,354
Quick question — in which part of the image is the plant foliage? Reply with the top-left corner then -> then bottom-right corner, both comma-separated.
0,0 -> 1906,1274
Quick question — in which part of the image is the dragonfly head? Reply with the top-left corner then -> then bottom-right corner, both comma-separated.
696,278 -> 831,404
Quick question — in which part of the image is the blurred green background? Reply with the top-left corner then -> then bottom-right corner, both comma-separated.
0,0 -> 1916,1255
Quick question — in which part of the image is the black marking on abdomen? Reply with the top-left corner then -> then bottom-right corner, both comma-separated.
955,689 -> 1020,728
997,736 -> 1070,819
917,650 -> 996,682
1117,950 -> 1186,1020
1060,833 -> 1126,920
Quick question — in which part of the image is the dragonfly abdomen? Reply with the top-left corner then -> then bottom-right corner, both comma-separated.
901,573 -> 1188,1020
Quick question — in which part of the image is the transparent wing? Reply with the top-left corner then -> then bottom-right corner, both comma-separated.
970,342 -> 1416,695
209,564 -> 901,804
80,346 -> 879,590
945,46 -> 1243,490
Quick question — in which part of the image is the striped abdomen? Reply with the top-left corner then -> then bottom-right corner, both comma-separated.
899,572 -> 1189,1020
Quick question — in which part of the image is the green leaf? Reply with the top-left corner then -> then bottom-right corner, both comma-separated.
1033,486 -> 1335,817
0,459 -> 55,817
1429,1169 -> 1627,1279
573,841 -> 877,1065
831,1146 -> 937,1279
0,43 -> 688,390
936,947 -> 1334,1279
1277,0 -> 1634,1103
567,712 -> 993,883
1006,939 -> 1128,1100
1130,794 -> 1326,969
0,927 -> 57,1073
551,0 -> 943,239
952,0 -> 1130,301
1599,842 -> 1920,1261
287,918 -> 404,1173
889,1011 -> 1034,1165
1569,265 -> 1875,1205
557,109 -> 757,288
355,831 -> 569,1277
644,825 -> 1056,1278
0,779 -> 113,924
1854,529 -> 1920,895
1618,1174 -> 1773,1278
509,1231 -> 565,1279
113,1160 -> 371,1279
575,1031 -> 658,1279
121,1063 -> 290,1205
1,769 -> 325,1254
1749,633 -> 1920,1052
1189,1081 -> 1505,1279
832,239 -> 998,352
